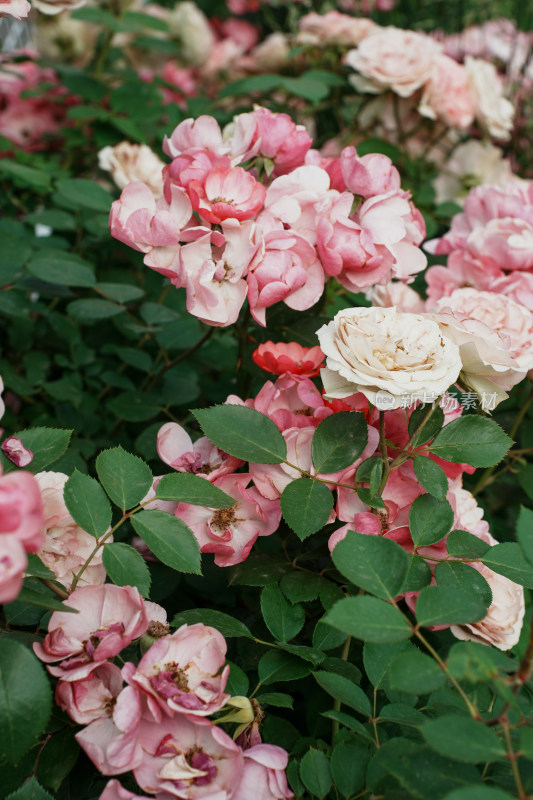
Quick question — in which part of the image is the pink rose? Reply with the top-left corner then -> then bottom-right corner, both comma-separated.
252,341 -> 324,378
33,584 -> 149,680
1,436 -> 33,467
298,11 -> 375,47
176,473 -> 281,567
340,147 -> 401,198
35,471 -> 109,590
164,116 -> 226,160
188,166 -> 266,225
0,469 -> 44,553
249,374 -> 335,431
123,623 -> 229,719
344,27 -> 441,98
99,780 -> 150,800
233,744 -> 293,800
368,281 -> 426,313
157,423 -> 242,480
56,662 -> 123,725
264,166 -> 333,245
134,715 -> 244,798
0,534 -> 27,604
238,107 -> 312,175
419,55 -> 475,129
0,0 -> 31,18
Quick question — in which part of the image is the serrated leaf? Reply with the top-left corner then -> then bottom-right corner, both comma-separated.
24,555 -> 55,580
193,405 -> 286,464
311,411 -> 368,473
255,692 -> 293,709
413,456 -> 449,500
3,428 -> 72,474
435,562 -> 492,609
300,749 -> 332,798
326,597 -> 412,643
170,609 -> 252,638
331,530 -> 409,600
15,587 -> 77,613
429,416 -> 512,467
280,478 -> 333,540
55,179 -> 113,212
389,650 -> 446,694
280,572 -> 323,603
314,671 -> 371,717
446,530 -> 491,560
481,542 -> 533,588
0,642 -> 52,764
155,473 -> 235,508
321,710 -> 374,741
67,298 -> 126,323
131,510 -> 201,575
261,585 -> 305,642
415,586 -> 487,627
102,542 -> 151,596
331,742 -> 370,797
6,778 -> 55,800
63,470 -> 112,538
409,495 -> 454,547
96,446 -> 152,510
257,650 -> 310,684
27,252 -> 95,288
408,403 -> 444,445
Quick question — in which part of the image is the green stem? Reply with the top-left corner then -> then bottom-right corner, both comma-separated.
377,410 -> 391,495
331,636 -> 352,741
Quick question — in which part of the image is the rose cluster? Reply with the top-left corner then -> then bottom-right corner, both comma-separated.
33,583 -> 292,800
108,107 -> 427,327
154,336 -> 523,650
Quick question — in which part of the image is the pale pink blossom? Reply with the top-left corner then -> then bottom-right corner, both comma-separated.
35,471 -> 108,590
247,374 -> 335,431
0,469 -> 44,553
235,107 -> 312,175
340,147 -> 401,198
493,272 -> 533,313
233,744 -> 293,800
249,33 -> 290,72
56,662 -> 123,725
419,55 -> 475,129
466,56 -> 514,140
176,474 -> 281,567
33,584 -> 149,680
157,423 -> 242,480
298,11 -> 375,47
248,229 -> 325,326
99,781 -> 150,800
122,623 -> 229,719
252,341 -> 324,378
1,436 -> 33,467
0,0 -> 30,19
264,166 -> 333,245
134,715 -> 244,798
179,219 -> 256,326
433,141 -> 516,206
0,534 -> 27,604
164,117 -> 226,160
188,165 -> 266,225
344,27 -> 441,98
76,686 -> 144,775
368,281 -> 426,313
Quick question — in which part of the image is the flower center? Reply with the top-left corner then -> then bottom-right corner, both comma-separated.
211,507 -> 237,532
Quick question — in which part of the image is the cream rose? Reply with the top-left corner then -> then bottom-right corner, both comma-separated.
98,142 -> 165,197
344,27 -> 441,98
451,535 -> 525,651
35,472 -> 110,590
32,0 -> 85,15
433,140 -> 515,206
317,306 -> 462,409
465,56 -> 514,140
167,1 -> 214,67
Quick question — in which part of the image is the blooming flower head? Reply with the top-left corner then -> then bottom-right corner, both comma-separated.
252,341 -> 324,378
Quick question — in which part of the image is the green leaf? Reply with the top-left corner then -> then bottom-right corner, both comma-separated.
155,473 -> 235,508
442,788 -> 515,800
0,162 -> 51,191
67,298 -> 126,323
193,405 -> 286,464
280,478 -> 333,540
422,715 -> 506,763
279,643 -> 325,666
331,530 -> 409,600
363,641 -> 411,688
228,554 -> 290,586
481,542 -> 533,588
300,749 -> 332,799
283,76 -> 330,102
408,403 -> 444,446
36,728 -> 79,792
378,704 -> 426,727
257,650 -> 310,684
260,585 -> 305,642
24,555 -> 54,580
331,743 -> 369,797
0,641 -> 52,764
447,641 -> 516,682
415,586 -> 487,627
55,179 -> 113,212
413,456 -> 449,500
311,411 -> 368,473
6,778 -> 55,800
389,650 -> 446,694
401,556 -> 432,592
102,543 -> 151,597
516,505 -> 533,565
107,391 -> 161,422
170,609 -> 252,638
280,572 -> 324,603
356,487 -> 385,508
95,283 -> 145,303
435,562 -> 492,609
4,428 -> 72,474
314,671 -> 371,717
447,530 -> 491,560
326,597 -> 412,643
63,470 -> 112,538
255,692 -> 293,709
96,446 -> 153,510
26,252 -> 95,288
131,510 -> 201,575
381,748 -> 482,798
15,587 -> 77,613
321,711 -> 374,742
220,73 -> 283,98
409,495 -> 454,547
429,416 -> 513,467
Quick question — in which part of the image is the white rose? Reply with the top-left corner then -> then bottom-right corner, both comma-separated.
465,56 -> 514,140
32,0 -> 85,15
167,2 -> 214,67
433,141 -> 515,206
451,535 -> 525,651
98,142 -> 165,197
317,306 -> 462,409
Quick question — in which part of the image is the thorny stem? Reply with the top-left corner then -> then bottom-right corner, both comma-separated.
389,397 -> 443,471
